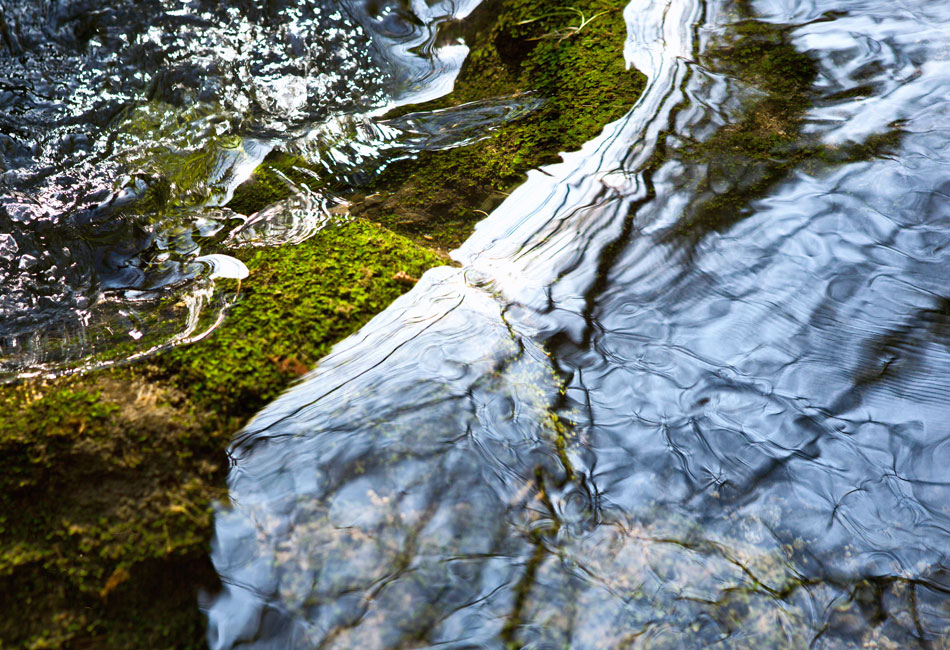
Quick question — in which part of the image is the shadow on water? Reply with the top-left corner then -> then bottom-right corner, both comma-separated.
191,0 -> 950,647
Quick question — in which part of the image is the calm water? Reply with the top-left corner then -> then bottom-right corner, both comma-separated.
205,0 -> 950,647
5,0 -> 950,646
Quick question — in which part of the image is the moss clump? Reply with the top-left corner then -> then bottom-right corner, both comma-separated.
165,219 -> 447,419
0,220 -> 443,649
360,0 -> 645,250
0,378 -> 223,648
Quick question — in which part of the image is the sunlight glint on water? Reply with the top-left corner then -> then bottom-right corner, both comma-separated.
0,0 -> 511,377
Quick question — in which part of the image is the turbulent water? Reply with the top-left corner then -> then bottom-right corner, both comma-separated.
203,0 -> 950,647
0,0 -> 512,374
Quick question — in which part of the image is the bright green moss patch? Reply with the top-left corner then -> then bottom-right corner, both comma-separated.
228,0 -> 646,251
165,219 -> 446,419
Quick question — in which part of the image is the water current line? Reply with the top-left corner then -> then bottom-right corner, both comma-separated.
455,0 -> 705,301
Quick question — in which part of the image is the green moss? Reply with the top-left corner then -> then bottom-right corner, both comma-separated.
224,151 -> 314,217
0,378 -> 223,648
0,220 -> 441,649
165,219 -> 446,418
228,0 -> 646,251
360,0 -> 645,250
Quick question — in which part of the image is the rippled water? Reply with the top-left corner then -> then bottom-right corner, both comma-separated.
0,0 -> 511,375
206,0 -> 950,647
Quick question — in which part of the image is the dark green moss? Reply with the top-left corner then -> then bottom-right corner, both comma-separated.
165,219 -> 446,419
224,151 -> 315,217
228,0 -> 646,251
361,0 -> 645,250
0,378 -> 223,648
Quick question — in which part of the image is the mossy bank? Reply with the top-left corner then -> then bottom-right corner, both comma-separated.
0,0 -> 644,647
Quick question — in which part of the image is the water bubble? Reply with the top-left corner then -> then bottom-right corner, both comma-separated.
196,254 -> 249,280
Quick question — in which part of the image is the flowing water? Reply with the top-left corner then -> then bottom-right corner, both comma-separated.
5,0 -> 950,646
0,0 -> 516,374
203,0 -> 950,647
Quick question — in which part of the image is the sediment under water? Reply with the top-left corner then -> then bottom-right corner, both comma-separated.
205,0 -> 950,647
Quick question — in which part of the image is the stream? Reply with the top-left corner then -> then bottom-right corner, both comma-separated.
4,0 -> 950,646
204,0 -> 950,647
0,0 -> 492,373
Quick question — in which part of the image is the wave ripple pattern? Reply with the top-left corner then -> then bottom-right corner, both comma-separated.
0,0 -> 478,375
208,0 -> 950,647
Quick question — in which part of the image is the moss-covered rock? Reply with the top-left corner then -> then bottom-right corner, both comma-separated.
359,0 -> 645,250
0,0 -> 644,647
0,377 -> 221,648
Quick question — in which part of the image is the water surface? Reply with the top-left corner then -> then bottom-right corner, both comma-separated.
0,0 -> 500,375
206,0 -> 950,647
